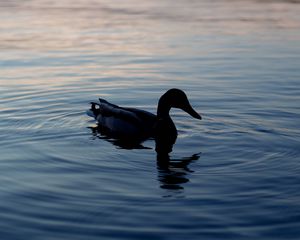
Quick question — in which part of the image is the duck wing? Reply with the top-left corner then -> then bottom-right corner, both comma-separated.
122,107 -> 157,129
87,98 -> 157,137
97,98 -> 145,126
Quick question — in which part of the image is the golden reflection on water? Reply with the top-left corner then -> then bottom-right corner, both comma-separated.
1,0 -> 300,90
0,0 -> 300,52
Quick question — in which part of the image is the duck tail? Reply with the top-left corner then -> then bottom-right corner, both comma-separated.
86,102 -> 100,119
99,98 -> 119,108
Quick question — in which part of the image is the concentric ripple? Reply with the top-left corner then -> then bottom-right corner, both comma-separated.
1,0 -> 300,239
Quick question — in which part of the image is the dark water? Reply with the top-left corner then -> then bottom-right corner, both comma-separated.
1,0 -> 300,239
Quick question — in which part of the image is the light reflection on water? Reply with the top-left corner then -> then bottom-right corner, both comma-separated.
1,0 -> 300,239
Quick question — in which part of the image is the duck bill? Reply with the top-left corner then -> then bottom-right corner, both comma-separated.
183,104 -> 202,120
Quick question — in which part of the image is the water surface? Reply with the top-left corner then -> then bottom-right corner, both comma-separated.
1,0 -> 300,239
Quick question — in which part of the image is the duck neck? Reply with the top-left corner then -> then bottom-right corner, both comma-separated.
157,97 -> 171,119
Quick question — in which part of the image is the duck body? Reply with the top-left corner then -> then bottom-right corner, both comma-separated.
87,89 -> 202,153
87,98 -> 157,139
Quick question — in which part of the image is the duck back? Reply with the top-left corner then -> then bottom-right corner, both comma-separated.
90,98 -> 157,139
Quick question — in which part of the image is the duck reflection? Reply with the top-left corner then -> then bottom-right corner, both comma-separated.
89,125 -> 151,149
89,124 -> 200,191
157,152 -> 200,190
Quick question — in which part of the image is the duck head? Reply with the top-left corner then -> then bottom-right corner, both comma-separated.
157,88 -> 202,120
155,89 -> 201,154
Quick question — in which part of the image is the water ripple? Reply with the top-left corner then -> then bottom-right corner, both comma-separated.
1,0 -> 300,239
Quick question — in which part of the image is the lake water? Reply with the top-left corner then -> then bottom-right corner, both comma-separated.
1,0 -> 300,239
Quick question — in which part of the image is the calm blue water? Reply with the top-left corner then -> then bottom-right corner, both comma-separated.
1,0 -> 300,239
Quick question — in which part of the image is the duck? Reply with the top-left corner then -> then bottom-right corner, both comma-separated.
87,88 -> 202,153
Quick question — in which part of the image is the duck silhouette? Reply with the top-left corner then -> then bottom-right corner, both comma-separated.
87,88 -> 202,153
